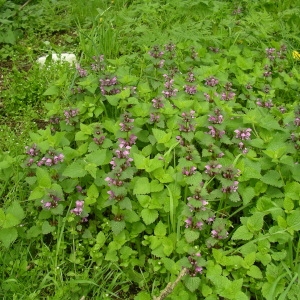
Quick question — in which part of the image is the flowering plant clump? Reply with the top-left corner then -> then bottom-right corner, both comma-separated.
13,38 -> 300,299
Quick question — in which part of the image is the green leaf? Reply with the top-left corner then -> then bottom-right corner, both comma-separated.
27,225 -> 42,238
42,221 -> 55,234
261,170 -> 284,188
124,210 -> 140,223
150,180 -> 164,193
36,168 -> 51,188
285,182 -> 300,200
106,94 -> 120,106
185,229 -> 200,243
247,265 -> 263,279
85,149 -> 112,166
287,210 -> 300,231
133,153 -> 146,169
240,186 -> 255,205
184,276 -> 200,292
247,212 -> 264,232
152,128 -> 172,144
111,220 -> 125,235
236,55 -> 254,70
243,252 -> 256,268
134,291 -> 151,300
6,201 -> 25,221
154,221 -> 167,237
62,161 -> 87,178
0,228 -> 18,248
85,163 -> 97,179
161,257 -> 180,274
85,184 -> 99,205
82,229 -> 93,239
232,225 -> 253,240
133,177 -> 150,195
162,237 -> 174,256
43,85 -> 59,96
141,209 -> 158,225
1,213 -> 21,228
96,232 -> 106,248
237,158 -> 261,181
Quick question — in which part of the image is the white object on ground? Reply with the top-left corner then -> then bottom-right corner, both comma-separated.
36,53 -> 77,66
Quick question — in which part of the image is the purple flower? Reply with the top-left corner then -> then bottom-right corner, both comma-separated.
196,221 -> 204,230
185,217 -> 193,228
186,72 -> 196,82
294,117 -> 300,126
234,128 -> 252,140
220,91 -> 235,101
152,97 -> 164,109
222,181 -> 239,193
71,200 -> 84,215
149,45 -> 164,58
76,64 -> 88,77
211,229 -> 218,238
25,144 -> 39,157
207,126 -> 225,139
205,162 -> 222,177
184,85 -> 197,95
182,166 -> 197,176
205,76 -> 219,87
150,113 -> 160,123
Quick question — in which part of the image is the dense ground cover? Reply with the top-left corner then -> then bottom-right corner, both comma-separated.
1,0 -> 300,299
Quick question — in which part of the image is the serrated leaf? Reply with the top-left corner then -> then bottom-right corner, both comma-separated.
62,161 -> 87,178
0,228 -> 18,248
162,237 -> 174,256
106,94 -> 120,106
133,153 -> 146,169
247,212 -> 264,232
141,209 -> 158,225
243,252 -> 256,268
161,257 -> 180,274
134,291 -> 151,300
82,229 -> 93,238
240,186 -> 255,205
43,85 -> 59,96
96,232 -> 106,247
28,186 -> 45,200
152,128 -> 172,144
185,229 -> 200,243
261,170 -> 284,187
27,225 -> 42,238
287,210 -> 300,231
6,201 -> 25,221
150,180 -> 164,192
133,177 -> 150,195
236,55 -> 254,70
283,198 -> 294,211
285,182 -> 300,200
85,163 -> 97,179
42,221 -> 55,234
184,276 -> 200,292
154,221 -> 167,237
229,192 -> 241,202
123,210 -> 140,223
85,149 -> 112,166
111,220 -> 125,235
2,213 -> 21,228
75,131 -> 89,141
232,225 -> 253,240
36,168 -> 51,188
247,265 -> 263,279
87,184 -> 99,199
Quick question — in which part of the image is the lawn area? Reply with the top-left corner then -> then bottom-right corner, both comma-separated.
1,0 -> 300,299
